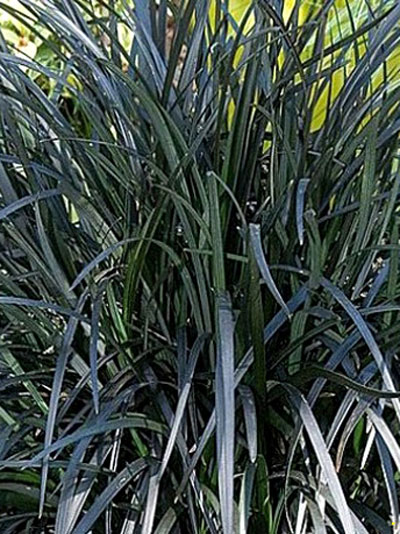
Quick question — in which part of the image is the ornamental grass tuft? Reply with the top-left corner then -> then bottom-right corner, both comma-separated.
1,1 -> 400,532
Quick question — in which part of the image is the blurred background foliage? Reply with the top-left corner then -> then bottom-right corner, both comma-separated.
3,0 -> 400,130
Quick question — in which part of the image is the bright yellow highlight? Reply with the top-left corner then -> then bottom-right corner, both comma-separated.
209,0 -> 254,36
225,0 -> 400,132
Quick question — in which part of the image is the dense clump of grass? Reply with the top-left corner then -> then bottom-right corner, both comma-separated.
1,1 -> 400,532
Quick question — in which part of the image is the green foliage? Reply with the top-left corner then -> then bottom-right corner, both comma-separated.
0,1 -> 400,532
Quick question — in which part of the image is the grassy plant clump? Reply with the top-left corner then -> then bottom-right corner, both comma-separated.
1,1 -> 400,532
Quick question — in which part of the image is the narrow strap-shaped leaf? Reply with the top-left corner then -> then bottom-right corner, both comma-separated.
1,347 -> 48,415
69,238 -> 139,291
296,178 -> 310,246
208,172 -> 226,293
71,459 -> 148,534
321,277 -> 400,421
39,292 -> 89,518
239,386 -> 257,463
367,408 -> 400,474
0,189 -> 60,220
238,462 -> 256,534
4,417 -> 166,468
376,434 -> 400,529
293,364 -> 400,399
216,293 -> 235,534
176,287 -> 308,497
159,335 -> 207,478
142,466 -> 160,534
249,223 -> 290,317
90,284 -> 106,415
304,496 -> 328,534
153,507 -> 178,534
0,160 -> 18,203
35,203 -> 72,301
0,296 -> 88,322
285,384 -> 356,534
